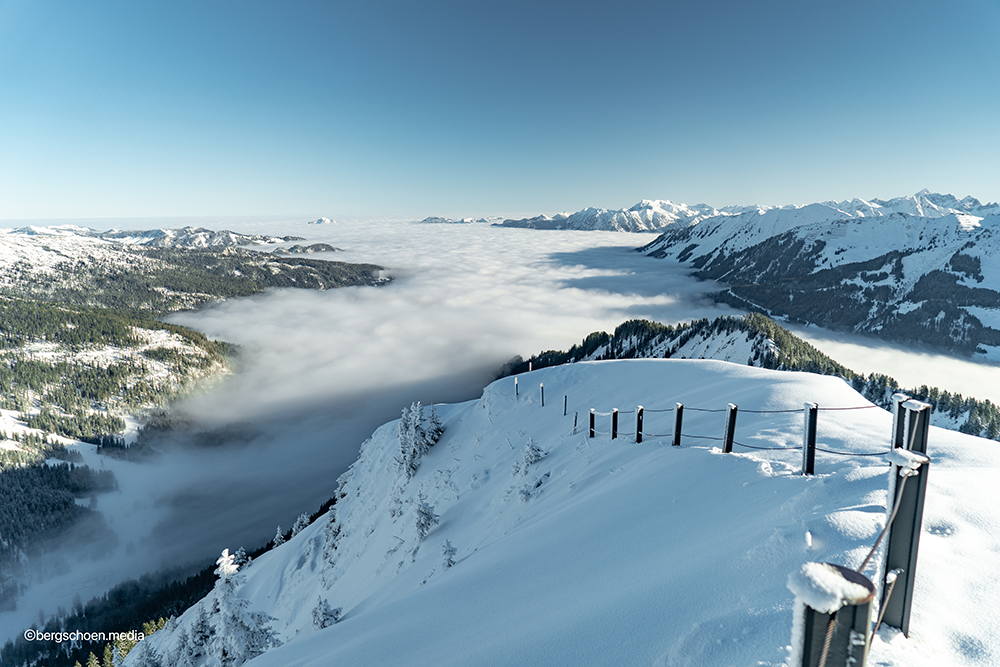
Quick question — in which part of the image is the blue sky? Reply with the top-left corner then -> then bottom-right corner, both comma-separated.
1,0 -> 998,219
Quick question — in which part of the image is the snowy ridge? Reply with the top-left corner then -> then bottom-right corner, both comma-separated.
126,361 -> 1000,667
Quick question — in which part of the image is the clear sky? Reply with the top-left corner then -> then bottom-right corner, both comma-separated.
1,0 -> 999,220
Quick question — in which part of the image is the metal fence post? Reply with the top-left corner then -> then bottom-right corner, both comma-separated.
802,402 -> 818,475
673,403 -> 683,447
880,400 -> 931,637
611,408 -> 618,440
636,406 -> 643,444
722,403 -> 738,453
890,393 -> 909,449
788,563 -> 875,667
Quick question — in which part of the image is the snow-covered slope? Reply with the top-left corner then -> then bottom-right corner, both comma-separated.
128,360 -> 1000,667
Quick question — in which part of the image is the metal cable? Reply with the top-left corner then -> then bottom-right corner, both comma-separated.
858,473 -> 911,573
817,405 -> 880,411
733,441 -> 802,451
815,447 -> 892,457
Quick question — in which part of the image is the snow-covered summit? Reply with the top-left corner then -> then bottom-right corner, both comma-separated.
126,360 -> 1000,667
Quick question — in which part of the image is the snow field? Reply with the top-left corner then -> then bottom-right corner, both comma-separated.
128,359 -> 1000,666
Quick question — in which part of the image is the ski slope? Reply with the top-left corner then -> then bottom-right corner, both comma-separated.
128,360 -> 1000,667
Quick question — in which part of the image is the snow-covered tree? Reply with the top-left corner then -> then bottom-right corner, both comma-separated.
311,597 -> 342,630
441,540 -> 456,569
291,513 -> 310,537
210,549 -> 281,667
126,641 -> 162,667
396,401 -> 445,480
189,604 -> 213,659
522,439 -> 546,467
272,525 -> 285,547
170,629 -> 195,667
414,495 -> 440,541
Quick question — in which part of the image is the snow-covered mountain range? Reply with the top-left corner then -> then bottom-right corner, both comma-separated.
496,190 -> 1000,233
4,224 -> 303,248
121,359 -> 1000,667
639,195 -> 1000,358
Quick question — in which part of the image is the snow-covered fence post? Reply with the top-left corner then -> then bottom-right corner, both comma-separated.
514,376 -> 518,398
636,406 -> 643,444
880,400 -> 931,637
540,383 -> 544,407
722,403 -> 738,453
573,411 -> 578,434
563,395 -> 567,417
589,409 -> 595,438
890,393 -> 909,449
802,402 -> 818,475
787,562 -> 875,667
529,361 -> 533,372
673,403 -> 683,447
611,408 -> 619,440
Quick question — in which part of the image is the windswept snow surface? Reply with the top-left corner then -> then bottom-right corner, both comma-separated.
132,360 -> 1000,667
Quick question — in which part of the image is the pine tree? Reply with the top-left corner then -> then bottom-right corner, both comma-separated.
189,604 -> 213,658
87,652 -> 101,667
414,495 -> 440,541
441,540 -> 456,569
291,513 -> 310,537
272,525 -> 285,547
311,597 -> 342,630
210,549 -> 281,666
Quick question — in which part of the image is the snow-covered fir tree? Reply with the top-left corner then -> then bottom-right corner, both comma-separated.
272,525 -> 284,547
291,513 -> 310,537
395,401 -> 445,480
210,549 -> 281,667
311,597 -> 342,630
441,540 -> 456,569
414,495 -> 440,541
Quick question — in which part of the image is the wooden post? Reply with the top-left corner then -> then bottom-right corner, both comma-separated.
589,409 -> 595,438
636,406 -> 644,444
673,403 -> 683,447
573,411 -> 578,434
802,402 -> 818,475
881,400 -> 931,637
789,563 -> 875,667
514,376 -> 518,398
722,403 -> 738,453
529,361 -> 533,372
563,395 -> 567,417
611,408 -> 619,440
540,383 -> 544,407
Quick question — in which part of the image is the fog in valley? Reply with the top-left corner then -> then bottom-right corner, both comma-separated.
7,218 -> 1000,646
